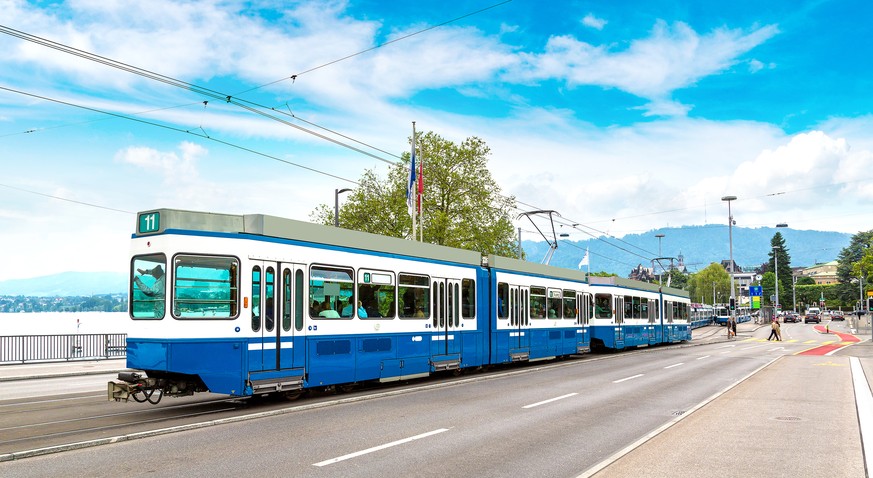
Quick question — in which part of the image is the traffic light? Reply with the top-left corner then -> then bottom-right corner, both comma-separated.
729,297 -> 735,311
868,297 -> 873,312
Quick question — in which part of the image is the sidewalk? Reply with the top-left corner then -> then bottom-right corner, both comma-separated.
586,322 -> 873,478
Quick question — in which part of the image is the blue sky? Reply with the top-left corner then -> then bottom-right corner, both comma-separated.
2,0 -> 872,281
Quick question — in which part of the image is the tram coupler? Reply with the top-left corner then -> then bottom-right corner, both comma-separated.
108,371 -> 154,402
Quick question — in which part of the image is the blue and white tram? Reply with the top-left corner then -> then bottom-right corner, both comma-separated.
690,303 -> 714,329
486,254 -> 591,363
587,277 -> 690,351
714,304 -> 730,325
113,209 -> 489,401
109,208 -> 689,403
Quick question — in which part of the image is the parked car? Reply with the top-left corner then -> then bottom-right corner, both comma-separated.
783,312 -> 800,323
804,314 -> 821,324
831,312 -> 845,321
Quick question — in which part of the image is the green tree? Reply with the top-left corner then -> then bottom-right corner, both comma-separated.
767,232 -> 792,301
835,230 -> 873,305
688,263 -> 731,304
311,132 -> 519,256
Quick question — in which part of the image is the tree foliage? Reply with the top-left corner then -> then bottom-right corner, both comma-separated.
688,262 -> 731,304
767,232 -> 792,299
310,131 -> 519,256
835,230 -> 873,304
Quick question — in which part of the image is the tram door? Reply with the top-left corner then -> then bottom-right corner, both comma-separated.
510,286 -> 531,353
251,261 -> 304,372
431,278 -> 463,358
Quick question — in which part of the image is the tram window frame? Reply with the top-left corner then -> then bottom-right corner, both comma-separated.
399,273 -> 429,319
309,265 -> 354,320
461,278 -> 476,319
563,290 -> 577,320
131,253 -> 168,320
497,282 -> 509,319
530,286 -> 546,319
252,266 -> 262,331
168,254 -> 239,321
358,269 -> 396,319
641,298 -> 649,321
594,293 -> 612,319
624,295 -> 634,319
546,288 -> 562,318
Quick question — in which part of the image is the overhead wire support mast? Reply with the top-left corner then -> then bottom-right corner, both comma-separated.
517,210 -> 561,265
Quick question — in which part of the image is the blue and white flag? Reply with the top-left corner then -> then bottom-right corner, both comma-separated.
407,139 -> 416,218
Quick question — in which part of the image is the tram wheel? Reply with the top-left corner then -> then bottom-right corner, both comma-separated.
283,390 -> 304,401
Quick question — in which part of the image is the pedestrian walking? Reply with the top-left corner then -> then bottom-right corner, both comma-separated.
767,319 -> 781,341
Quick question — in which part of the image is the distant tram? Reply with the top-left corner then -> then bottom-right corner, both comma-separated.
109,209 -> 690,403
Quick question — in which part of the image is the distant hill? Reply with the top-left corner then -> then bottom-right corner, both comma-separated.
523,225 -> 852,275
0,272 -> 127,297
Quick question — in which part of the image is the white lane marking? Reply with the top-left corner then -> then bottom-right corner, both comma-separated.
522,393 -> 578,409
696,355 -> 711,360
718,344 -> 736,349
664,363 -> 684,369
850,357 -> 873,474
313,428 -> 450,467
613,374 -> 643,383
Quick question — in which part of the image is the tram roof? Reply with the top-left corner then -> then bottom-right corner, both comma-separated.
136,208 -> 483,266
486,254 -> 590,283
589,275 -> 689,297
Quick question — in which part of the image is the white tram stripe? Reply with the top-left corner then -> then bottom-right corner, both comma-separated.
664,363 -> 684,369
613,374 -> 643,383
313,428 -> 450,466
522,393 -> 578,409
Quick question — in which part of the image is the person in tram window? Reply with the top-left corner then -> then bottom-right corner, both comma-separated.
341,294 -> 355,317
319,299 -> 340,318
134,265 -> 166,318
357,301 -> 369,318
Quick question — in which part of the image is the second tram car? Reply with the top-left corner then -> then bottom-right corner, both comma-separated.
110,209 -> 690,403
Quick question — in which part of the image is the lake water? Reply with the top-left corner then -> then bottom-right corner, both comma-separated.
0,312 -> 129,336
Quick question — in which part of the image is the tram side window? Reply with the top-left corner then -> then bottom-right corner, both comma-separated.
309,266 -> 353,319
399,273 -> 429,319
497,282 -> 509,319
547,289 -> 562,318
641,299 -> 649,321
358,270 -> 396,319
563,290 -> 576,320
172,255 -> 239,320
594,294 -> 612,319
462,278 -> 475,319
530,286 -> 546,319
131,254 -> 167,319
624,295 -> 634,319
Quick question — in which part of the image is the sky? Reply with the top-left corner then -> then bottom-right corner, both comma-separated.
2,0 -> 873,281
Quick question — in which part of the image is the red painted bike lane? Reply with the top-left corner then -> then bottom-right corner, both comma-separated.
796,325 -> 860,355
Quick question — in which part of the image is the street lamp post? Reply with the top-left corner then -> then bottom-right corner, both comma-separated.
792,276 -> 797,314
334,188 -> 352,227
722,196 -> 737,324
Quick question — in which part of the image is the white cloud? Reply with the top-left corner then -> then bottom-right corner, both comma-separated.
582,13 -> 607,30
509,21 -> 779,115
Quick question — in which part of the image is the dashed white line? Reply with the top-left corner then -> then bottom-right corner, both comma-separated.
613,374 -> 644,383
313,428 -> 450,466
523,393 -> 578,409
664,363 -> 684,369
696,355 -> 711,360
